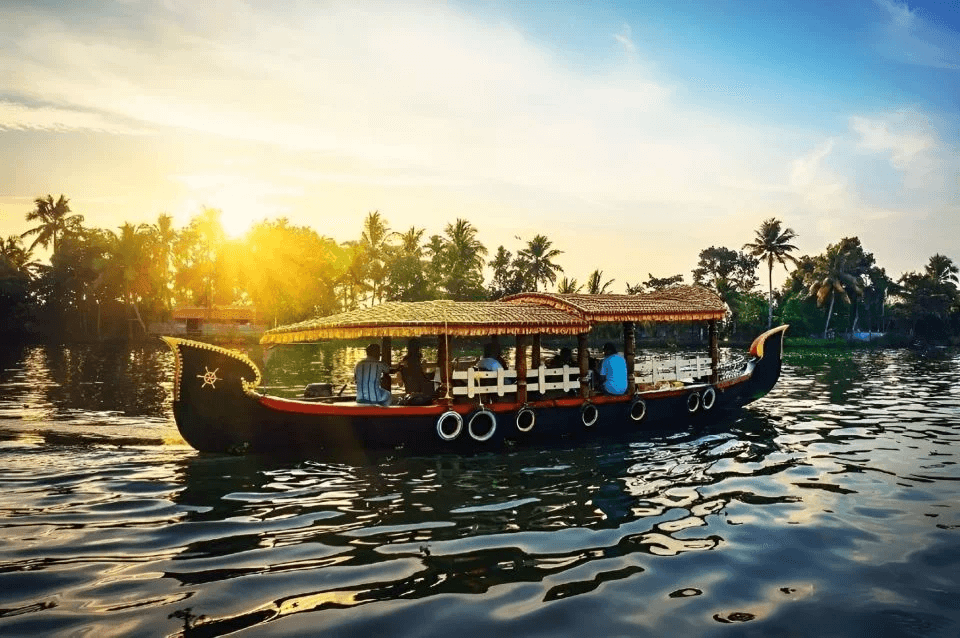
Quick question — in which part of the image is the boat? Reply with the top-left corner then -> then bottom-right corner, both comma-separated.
161,286 -> 788,454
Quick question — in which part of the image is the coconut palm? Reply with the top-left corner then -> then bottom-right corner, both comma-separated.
925,253 -> 959,287
99,223 -> 157,337
807,238 -> 864,338
359,211 -> 395,304
517,234 -> 564,292
21,194 -> 85,253
743,218 -> 799,328
556,276 -> 582,294
152,213 -> 178,316
439,219 -> 487,300
586,269 -> 614,295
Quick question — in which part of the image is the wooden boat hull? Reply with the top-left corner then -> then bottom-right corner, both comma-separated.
162,325 -> 787,455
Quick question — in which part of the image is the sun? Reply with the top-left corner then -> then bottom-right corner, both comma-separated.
219,206 -> 260,239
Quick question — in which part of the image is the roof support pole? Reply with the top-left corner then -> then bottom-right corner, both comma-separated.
709,319 -> 719,383
531,334 -> 541,369
381,336 -> 392,391
623,321 -> 636,395
437,334 -> 451,399
516,334 -> 528,403
578,332 -> 591,399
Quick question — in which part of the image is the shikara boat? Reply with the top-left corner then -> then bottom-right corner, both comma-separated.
162,286 -> 788,455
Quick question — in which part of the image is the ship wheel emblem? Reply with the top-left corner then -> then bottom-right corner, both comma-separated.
198,367 -> 221,389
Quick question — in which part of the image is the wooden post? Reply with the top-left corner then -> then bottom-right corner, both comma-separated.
381,336 -> 392,390
437,334 -> 451,398
624,321 -> 635,395
709,320 -> 719,383
578,332 -> 590,398
516,334 -> 528,403
531,334 -> 541,369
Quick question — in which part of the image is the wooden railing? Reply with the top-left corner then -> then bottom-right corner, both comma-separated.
445,354 -> 722,398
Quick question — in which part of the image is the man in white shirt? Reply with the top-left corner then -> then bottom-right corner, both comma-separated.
355,344 -> 392,405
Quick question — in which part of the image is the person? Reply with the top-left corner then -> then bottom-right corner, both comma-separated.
355,343 -> 392,405
546,346 -> 576,368
597,342 -> 628,395
399,338 -> 435,401
477,342 -> 504,372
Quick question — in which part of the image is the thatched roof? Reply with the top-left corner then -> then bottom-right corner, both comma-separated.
501,286 -> 726,322
259,300 -> 591,344
173,306 -> 258,322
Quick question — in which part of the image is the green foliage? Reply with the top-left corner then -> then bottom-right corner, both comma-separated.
743,217 -> 798,329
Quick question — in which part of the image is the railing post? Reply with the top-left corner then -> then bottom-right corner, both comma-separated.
624,321 -> 635,395
516,334 -> 527,403
578,332 -> 591,398
709,319 -> 719,383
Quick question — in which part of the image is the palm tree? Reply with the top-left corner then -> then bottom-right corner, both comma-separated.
925,253 -> 959,287
517,234 -> 563,292
440,219 -> 487,300
586,269 -> 614,295
744,218 -> 799,328
21,194 -> 85,254
152,213 -> 177,317
807,239 -> 864,338
556,276 -> 582,294
99,223 -> 157,337
359,211 -> 395,304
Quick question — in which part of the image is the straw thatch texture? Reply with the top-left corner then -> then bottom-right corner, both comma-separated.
172,306 -> 258,322
502,286 -> 726,322
259,300 -> 590,344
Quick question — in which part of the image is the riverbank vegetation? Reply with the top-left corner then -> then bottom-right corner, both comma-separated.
2,194 -> 958,345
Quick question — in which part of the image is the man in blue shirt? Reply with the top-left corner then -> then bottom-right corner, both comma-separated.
598,342 -> 628,395
477,342 -> 504,372
355,343 -> 392,405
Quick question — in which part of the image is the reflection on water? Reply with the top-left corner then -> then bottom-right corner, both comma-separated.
0,345 -> 958,636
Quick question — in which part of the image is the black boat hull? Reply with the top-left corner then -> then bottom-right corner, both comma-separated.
163,325 -> 787,455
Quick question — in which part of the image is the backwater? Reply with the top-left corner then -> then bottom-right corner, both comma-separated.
0,342 -> 958,637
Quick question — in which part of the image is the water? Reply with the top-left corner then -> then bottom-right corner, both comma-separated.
1,343 -> 958,637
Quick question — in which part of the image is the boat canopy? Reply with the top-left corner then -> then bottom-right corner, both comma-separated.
501,286 -> 726,323
259,300 -> 591,344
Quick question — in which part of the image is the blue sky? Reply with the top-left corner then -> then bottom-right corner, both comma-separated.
1,0 -> 957,288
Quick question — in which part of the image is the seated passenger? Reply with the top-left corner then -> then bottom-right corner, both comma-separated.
399,338 -> 436,404
355,343 -> 392,405
597,342 -> 628,395
546,346 -> 576,368
477,342 -> 504,372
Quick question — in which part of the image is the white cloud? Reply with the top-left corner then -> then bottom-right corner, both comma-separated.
614,23 -> 636,53
872,0 -> 960,69
0,101 -> 151,134
850,109 -> 940,187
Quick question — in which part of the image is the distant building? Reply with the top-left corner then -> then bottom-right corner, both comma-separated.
149,306 -> 266,339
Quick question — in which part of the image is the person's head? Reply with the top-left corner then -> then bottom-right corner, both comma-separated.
365,343 -> 381,359
603,342 -> 617,356
406,338 -> 422,358
559,347 -> 573,359
483,342 -> 498,358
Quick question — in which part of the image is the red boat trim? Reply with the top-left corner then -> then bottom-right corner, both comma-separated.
258,376 -> 745,417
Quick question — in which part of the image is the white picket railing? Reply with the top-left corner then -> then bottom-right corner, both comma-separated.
444,354 -> 722,398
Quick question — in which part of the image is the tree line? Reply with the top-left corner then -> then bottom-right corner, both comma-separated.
1,195 -> 958,342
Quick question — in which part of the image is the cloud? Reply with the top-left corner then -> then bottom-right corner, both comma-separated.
872,0 -> 960,69
0,101 -> 151,134
850,109 -> 940,187
613,23 -> 636,53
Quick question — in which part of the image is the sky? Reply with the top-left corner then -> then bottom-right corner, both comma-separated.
1,0 -> 958,290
